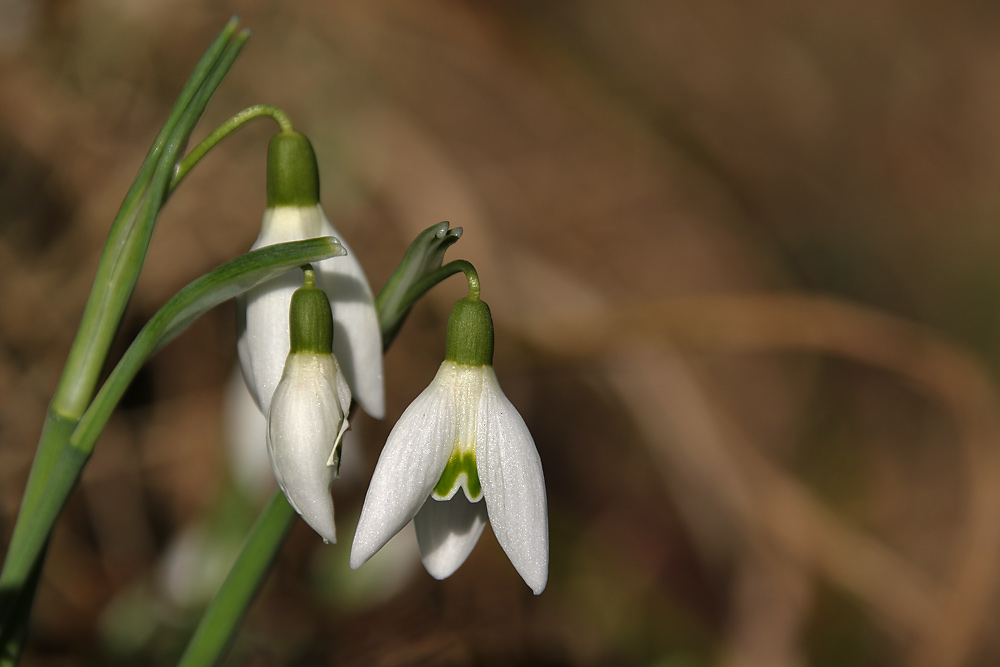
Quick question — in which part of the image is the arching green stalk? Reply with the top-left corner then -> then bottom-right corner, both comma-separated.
170,105 -> 294,191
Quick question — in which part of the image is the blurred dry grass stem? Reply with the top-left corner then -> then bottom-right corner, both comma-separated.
516,294 -> 1000,667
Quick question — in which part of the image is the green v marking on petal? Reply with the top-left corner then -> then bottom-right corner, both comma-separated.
433,448 -> 482,501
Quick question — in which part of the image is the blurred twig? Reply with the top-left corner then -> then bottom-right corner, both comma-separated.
516,294 -> 1000,667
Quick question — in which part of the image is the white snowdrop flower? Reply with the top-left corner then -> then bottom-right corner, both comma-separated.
238,130 -> 384,419
351,296 -> 548,594
266,269 -> 352,543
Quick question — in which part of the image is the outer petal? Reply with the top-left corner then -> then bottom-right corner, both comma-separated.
313,209 -> 385,419
239,268 -> 300,415
268,354 -> 346,543
238,205 -> 385,418
476,368 -> 549,594
414,494 -> 488,580
350,362 -> 458,569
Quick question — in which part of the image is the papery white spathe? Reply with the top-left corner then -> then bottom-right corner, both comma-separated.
238,205 -> 384,418
268,352 -> 352,543
350,361 -> 548,594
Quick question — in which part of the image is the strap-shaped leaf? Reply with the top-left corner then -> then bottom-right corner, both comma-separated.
73,236 -> 345,456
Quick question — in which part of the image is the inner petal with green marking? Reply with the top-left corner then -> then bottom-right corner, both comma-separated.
430,362 -> 487,502
432,448 -> 482,501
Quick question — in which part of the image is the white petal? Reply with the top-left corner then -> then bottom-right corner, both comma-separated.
350,362 -> 458,569
476,368 -> 548,594
238,205 -> 385,418
414,494 -> 488,579
313,209 -> 384,419
222,365 -> 273,500
268,354 -> 346,543
326,357 -> 354,470
333,354 -> 354,418
239,269 -> 301,415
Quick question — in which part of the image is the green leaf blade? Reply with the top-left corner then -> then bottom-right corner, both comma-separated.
73,236 -> 345,457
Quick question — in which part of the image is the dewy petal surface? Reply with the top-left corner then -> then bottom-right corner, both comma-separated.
350,362 -> 458,570
476,367 -> 549,594
267,353 -> 346,543
414,494 -> 488,580
238,205 -> 385,417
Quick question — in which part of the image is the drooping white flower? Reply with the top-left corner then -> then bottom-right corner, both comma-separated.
350,297 -> 548,594
238,130 -> 384,419
266,269 -> 352,543
268,352 -> 351,543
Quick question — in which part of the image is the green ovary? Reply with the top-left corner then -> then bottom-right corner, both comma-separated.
433,449 -> 482,501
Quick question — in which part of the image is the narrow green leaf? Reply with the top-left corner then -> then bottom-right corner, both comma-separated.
54,17 -> 244,419
375,221 -> 463,348
0,237 -> 344,619
72,237 -> 345,456
59,28 -> 253,417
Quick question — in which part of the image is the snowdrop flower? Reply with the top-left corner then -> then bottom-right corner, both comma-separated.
267,269 -> 352,543
238,130 -> 384,419
351,294 -> 548,594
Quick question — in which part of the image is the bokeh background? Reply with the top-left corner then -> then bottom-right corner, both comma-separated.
4,1 -> 1000,665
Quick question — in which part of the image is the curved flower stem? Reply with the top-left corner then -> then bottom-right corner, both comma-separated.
402,259 -> 480,310
170,105 -> 294,191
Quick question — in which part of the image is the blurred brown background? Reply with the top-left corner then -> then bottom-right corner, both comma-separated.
4,1 -> 1000,665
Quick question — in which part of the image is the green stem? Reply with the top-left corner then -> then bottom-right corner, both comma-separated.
0,547 -> 45,667
170,105 -> 294,191
177,492 -> 296,667
379,258 -> 478,353
402,259 -> 480,307
0,413 -> 76,656
0,449 -> 90,603
9,414 -> 78,555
